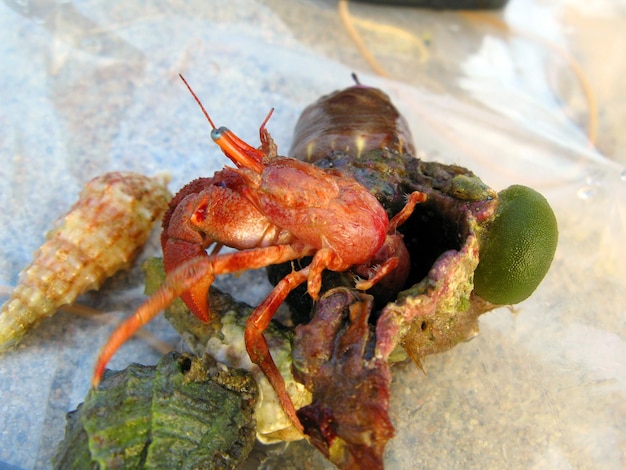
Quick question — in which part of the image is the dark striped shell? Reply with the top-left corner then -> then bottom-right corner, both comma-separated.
289,85 -> 415,163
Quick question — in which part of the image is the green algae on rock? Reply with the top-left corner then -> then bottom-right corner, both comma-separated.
53,352 -> 257,469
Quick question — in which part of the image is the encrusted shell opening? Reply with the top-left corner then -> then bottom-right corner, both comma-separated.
399,194 -> 468,288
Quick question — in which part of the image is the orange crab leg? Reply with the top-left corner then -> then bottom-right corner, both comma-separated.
354,257 -> 400,291
245,266 -> 310,433
92,255 -> 211,387
92,244 -> 314,388
388,191 -> 427,232
354,191 -> 425,291
193,244 -> 314,321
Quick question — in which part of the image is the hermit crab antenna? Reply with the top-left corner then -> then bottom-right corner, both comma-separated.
179,74 -> 217,129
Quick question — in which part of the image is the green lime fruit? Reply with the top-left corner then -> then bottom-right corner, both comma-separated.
474,185 -> 558,305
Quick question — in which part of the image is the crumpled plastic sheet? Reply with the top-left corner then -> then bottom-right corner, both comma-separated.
0,0 -> 624,469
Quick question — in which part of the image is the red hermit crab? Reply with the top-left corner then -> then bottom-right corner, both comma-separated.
93,75 -> 425,431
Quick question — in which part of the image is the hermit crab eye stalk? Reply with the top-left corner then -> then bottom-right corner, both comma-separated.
474,184 -> 559,305
211,127 -> 228,141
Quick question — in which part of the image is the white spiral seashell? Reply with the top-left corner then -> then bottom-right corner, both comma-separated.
0,172 -> 171,352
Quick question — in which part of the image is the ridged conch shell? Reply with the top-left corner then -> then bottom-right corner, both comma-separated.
0,171 -> 171,352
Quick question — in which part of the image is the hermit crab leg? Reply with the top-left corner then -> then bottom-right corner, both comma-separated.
355,191 -> 426,291
244,266 -> 310,432
92,244 -> 314,387
92,255 -> 211,387
354,257 -> 400,291
388,191 -> 427,232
